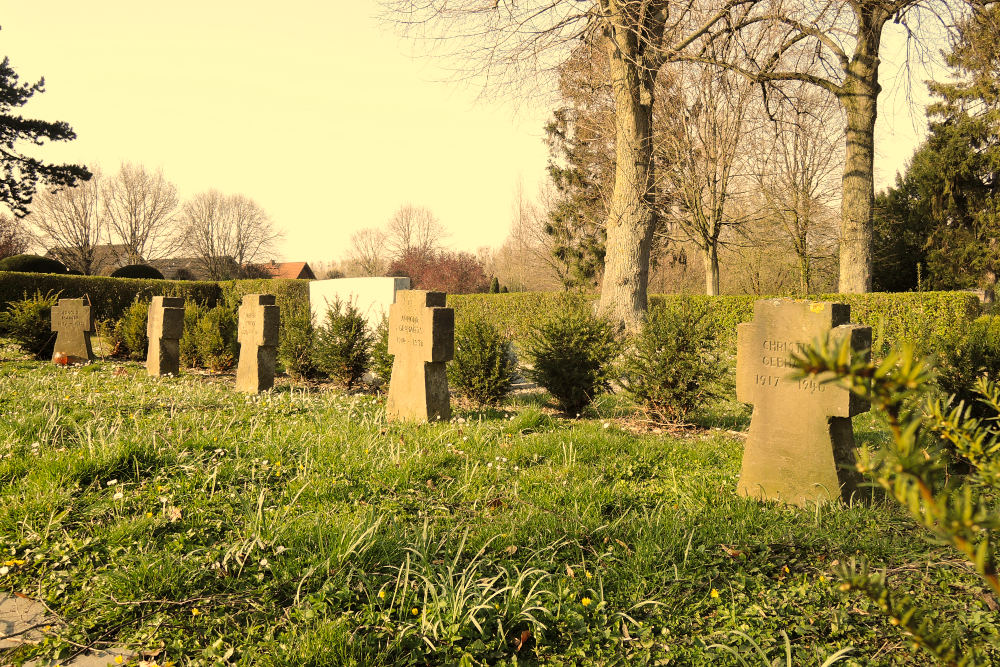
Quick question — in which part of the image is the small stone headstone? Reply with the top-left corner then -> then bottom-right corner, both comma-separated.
386,290 -> 454,422
736,298 -> 871,506
236,294 -> 280,393
51,296 -> 95,364
146,296 -> 185,377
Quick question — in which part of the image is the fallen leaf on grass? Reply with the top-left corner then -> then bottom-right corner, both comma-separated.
516,629 -> 531,652
720,544 -> 743,558
505,545 -> 518,556
168,506 -> 182,523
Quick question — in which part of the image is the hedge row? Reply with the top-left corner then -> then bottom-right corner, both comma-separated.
448,291 -> 983,358
0,271 -> 309,322
1,270 -> 980,358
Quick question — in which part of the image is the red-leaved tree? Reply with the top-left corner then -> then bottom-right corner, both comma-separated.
387,248 -> 490,294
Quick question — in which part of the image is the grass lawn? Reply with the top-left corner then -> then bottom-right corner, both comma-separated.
0,352 -> 997,665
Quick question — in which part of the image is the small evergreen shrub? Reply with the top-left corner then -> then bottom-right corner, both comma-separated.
0,254 -> 68,274
111,264 -> 164,280
195,304 -> 238,371
449,315 -> 516,406
179,302 -> 206,368
370,316 -> 394,387
619,301 -> 726,424
523,301 -> 622,416
936,315 -> 1000,418
278,302 -> 318,380
96,318 -> 124,357
312,299 -> 372,388
0,290 -> 59,358
114,299 -> 149,360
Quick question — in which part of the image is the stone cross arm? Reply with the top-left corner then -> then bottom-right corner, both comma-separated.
238,294 -> 280,347
388,291 -> 454,363
147,296 -> 185,339
735,305 -> 871,419
51,297 -> 94,332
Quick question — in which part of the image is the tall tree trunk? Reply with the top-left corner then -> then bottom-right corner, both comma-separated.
799,253 -> 811,295
703,245 -> 720,295
837,29 -> 882,293
598,31 -> 656,329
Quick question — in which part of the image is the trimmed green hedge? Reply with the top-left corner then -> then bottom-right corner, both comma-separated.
448,291 -> 982,358
0,271 -> 310,322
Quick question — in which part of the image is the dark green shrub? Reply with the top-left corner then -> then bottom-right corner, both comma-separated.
278,302 -> 318,380
523,301 -> 622,416
619,300 -> 726,424
370,316 -> 393,387
195,305 -> 238,371
111,264 -> 164,280
0,254 -> 68,274
449,315 -> 516,406
179,302 -> 206,368
936,315 -> 1000,419
114,299 -> 149,360
313,299 -> 372,388
0,290 -> 59,358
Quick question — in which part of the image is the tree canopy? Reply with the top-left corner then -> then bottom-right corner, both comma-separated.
0,54 -> 90,217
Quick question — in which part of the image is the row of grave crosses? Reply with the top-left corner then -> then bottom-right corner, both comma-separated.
51,292 -> 871,508
51,294 -> 282,394
50,290 -> 456,419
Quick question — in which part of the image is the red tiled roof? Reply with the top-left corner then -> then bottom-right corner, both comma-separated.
261,261 -> 315,280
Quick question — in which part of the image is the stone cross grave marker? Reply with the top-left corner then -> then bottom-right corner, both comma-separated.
736,299 -> 871,506
50,296 -> 95,364
146,296 -> 185,377
236,294 -> 280,393
386,290 -> 454,422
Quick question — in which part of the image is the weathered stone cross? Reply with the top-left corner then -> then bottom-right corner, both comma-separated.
236,294 -> 280,393
50,296 -> 95,363
386,290 -> 454,422
146,296 -> 185,377
736,299 -> 870,506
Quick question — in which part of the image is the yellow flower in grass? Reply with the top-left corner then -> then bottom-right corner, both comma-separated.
411,607 -> 419,616
377,589 -> 386,600
581,597 -> 592,607
710,589 -> 719,599
114,656 -> 124,664
191,607 -> 201,616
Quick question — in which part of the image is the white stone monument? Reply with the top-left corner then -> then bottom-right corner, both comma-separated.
309,277 -> 410,330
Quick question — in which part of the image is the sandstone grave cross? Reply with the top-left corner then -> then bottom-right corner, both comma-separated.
736,299 -> 871,506
386,290 -> 454,422
50,296 -> 95,364
236,294 -> 280,393
146,296 -> 185,377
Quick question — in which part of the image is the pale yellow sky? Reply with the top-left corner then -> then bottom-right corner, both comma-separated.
3,2 -> 934,264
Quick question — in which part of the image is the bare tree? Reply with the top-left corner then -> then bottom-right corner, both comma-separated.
385,0 -> 749,326
179,190 -> 283,280
103,162 -> 180,265
384,204 -> 448,260
348,227 -> 389,276
752,87 -> 843,294
658,59 -> 760,295
27,168 -> 104,274
690,0 -> 984,293
0,212 -> 30,259
489,180 -> 566,291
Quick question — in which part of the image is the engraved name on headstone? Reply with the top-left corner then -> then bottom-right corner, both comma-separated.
736,299 -> 870,506
146,296 -> 185,377
386,290 -> 454,422
51,296 -> 95,363
236,294 -> 280,393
